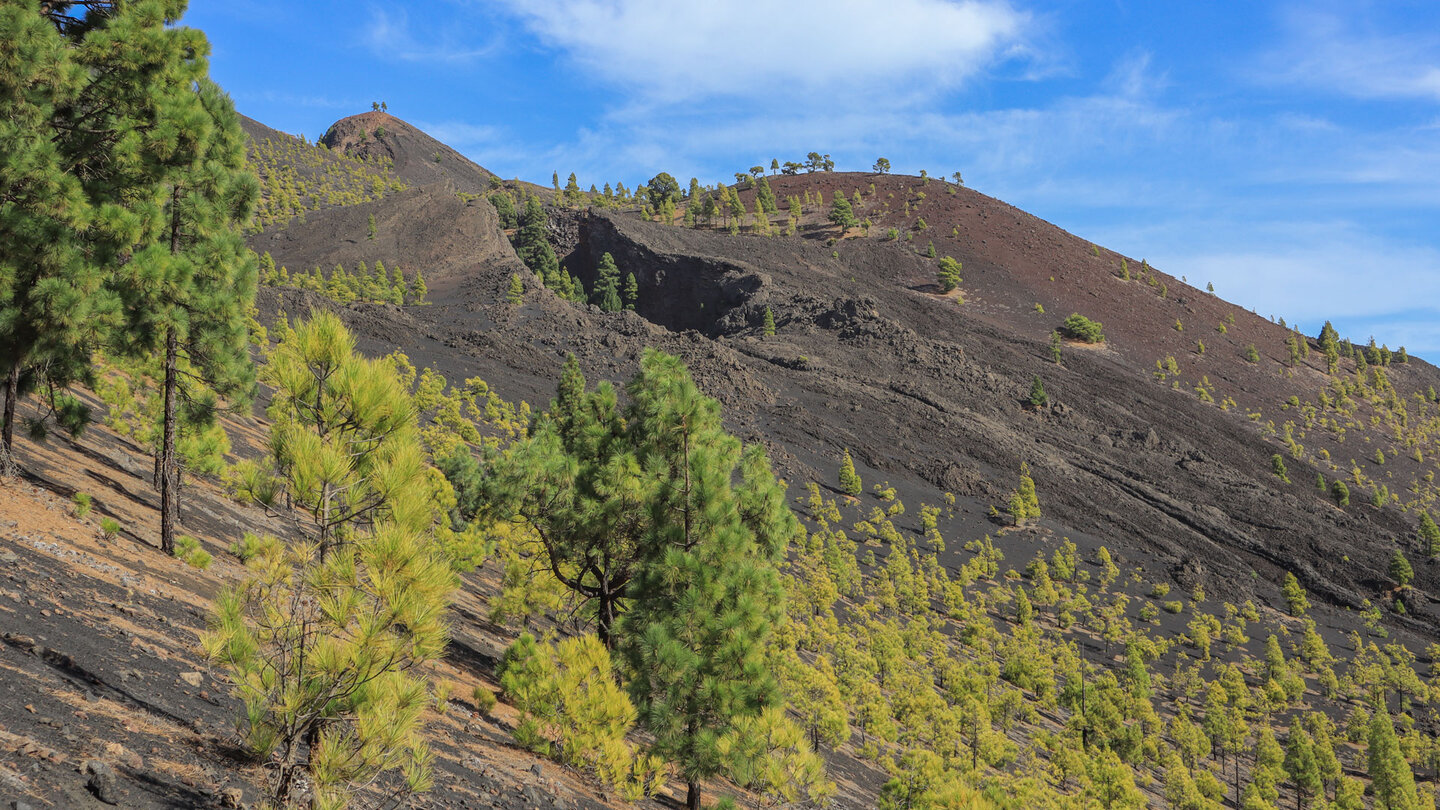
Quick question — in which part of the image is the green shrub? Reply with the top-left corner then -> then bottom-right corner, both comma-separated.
72,492 -> 91,519
228,531 -> 268,562
1163,600 -> 1184,614
1332,479 -> 1350,506
1060,313 -> 1104,343
500,633 -> 665,799
433,680 -> 453,714
1150,583 -> 1171,598
1028,375 -> 1048,407
473,684 -> 497,715
100,517 -> 121,539
174,535 -> 212,570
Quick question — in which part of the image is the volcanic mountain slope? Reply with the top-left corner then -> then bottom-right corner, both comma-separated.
0,399 -> 668,810
252,153 -> 1440,632
319,111 -> 498,194
10,113 -> 1440,808
239,114 -> 408,231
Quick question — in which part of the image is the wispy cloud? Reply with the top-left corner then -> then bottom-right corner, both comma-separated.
235,90 -> 359,111
1093,217 -> 1440,342
362,7 -> 500,64
492,0 -> 1032,106
1260,6 -> 1440,102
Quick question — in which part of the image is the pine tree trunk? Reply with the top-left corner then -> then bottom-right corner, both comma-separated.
686,780 -> 700,810
596,584 -> 617,649
0,363 -> 17,476
160,327 -> 179,556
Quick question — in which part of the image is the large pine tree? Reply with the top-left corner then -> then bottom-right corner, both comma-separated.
489,355 -> 643,647
593,252 -> 622,312
617,350 -> 795,810
111,78 -> 258,554
513,196 -> 560,285
0,5 -> 93,467
1,1 -> 240,479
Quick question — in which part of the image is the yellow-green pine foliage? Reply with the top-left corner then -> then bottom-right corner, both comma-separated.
499,633 -> 666,800
260,312 -> 432,552
205,313 -> 454,809
840,449 -> 863,496
246,135 -> 406,231
1009,462 -> 1040,526
719,706 -> 836,807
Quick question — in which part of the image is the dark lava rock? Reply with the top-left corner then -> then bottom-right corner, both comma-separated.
83,760 -> 119,805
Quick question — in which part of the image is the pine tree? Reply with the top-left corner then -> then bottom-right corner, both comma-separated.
2,3 -> 215,465
410,267 -> 429,304
205,313 -> 453,807
0,6 -> 91,469
1281,572 -> 1309,616
1332,479 -> 1349,506
937,257 -> 962,293
487,357 -> 644,645
593,252 -> 622,312
1016,462 -> 1040,523
390,263 -> 407,302
367,212 -> 377,240
779,652 -> 848,750
839,449 -> 862,496
258,251 -> 277,285
370,261 -> 389,300
1389,549 -> 1414,588
828,192 -> 856,231
260,312 -> 430,557
727,186 -> 746,226
513,197 -> 560,284
1419,512 -> 1440,558
499,633 -> 662,798
110,78 -> 259,556
1284,724 -> 1322,810
617,350 -> 793,810
506,274 -> 524,305
490,191 -> 518,228
623,273 -> 638,310
762,307 -> 777,337
1028,375 -> 1048,407
755,176 -> 778,214
1367,711 -> 1420,810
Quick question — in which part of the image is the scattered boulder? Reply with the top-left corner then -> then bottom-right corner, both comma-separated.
82,760 -> 119,805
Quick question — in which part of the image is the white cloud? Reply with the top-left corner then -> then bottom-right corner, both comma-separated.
1261,7 -> 1440,102
362,7 -> 499,64
492,0 -> 1030,104
1090,217 -> 1440,353
236,90 -> 358,111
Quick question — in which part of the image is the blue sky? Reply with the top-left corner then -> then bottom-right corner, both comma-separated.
187,1 -> 1440,358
